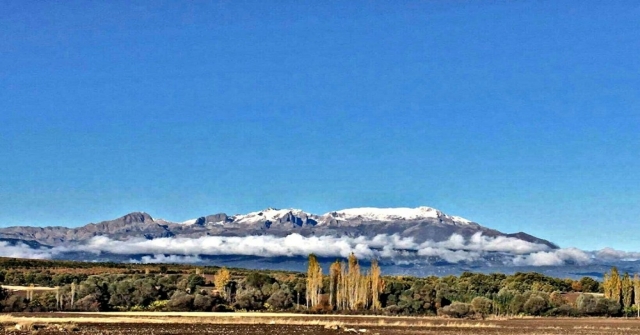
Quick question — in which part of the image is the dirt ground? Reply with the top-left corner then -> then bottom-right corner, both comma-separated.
3,313 -> 640,335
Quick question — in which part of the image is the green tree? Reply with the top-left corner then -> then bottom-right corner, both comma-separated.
523,295 -> 547,315
577,294 -> 597,315
509,293 -> 526,315
167,291 -> 194,311
234,288 -> 264,310
579,277 -> 600,293
470,296 -> 492,319
439,302 -> 473,318
634,274 -> 640,317
193,293 -> 213,311
621,272 -> 634,315
266,288 -> 294,310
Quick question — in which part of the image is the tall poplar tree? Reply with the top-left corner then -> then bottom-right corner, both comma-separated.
634,274 -> 640,318
306,254 -> 323,308
329,260 -> 341,309
603,272 -> 611,299
370,259 -> 384,311
311,254 -> 384,312
622,272 -> 633,313
347,253 -> 360,310
610,267 -> 622,305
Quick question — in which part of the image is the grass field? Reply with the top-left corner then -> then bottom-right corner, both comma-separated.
3,313 -> 640,334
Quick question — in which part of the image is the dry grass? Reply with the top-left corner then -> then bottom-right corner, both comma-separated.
1,285 -> 58,291
0,313 -> 504,330
74,311 -> 428,318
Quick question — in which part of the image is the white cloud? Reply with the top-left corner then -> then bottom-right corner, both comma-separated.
419,233 -> 550,254
595,248 -> 640,261
4,234 -> 640,267
0,242 -> 57,259
62,232 -> 553,264
513,248 -> 592,266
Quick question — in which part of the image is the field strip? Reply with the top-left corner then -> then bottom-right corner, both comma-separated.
0,316 -> 165,324
1,285 -> 58,291
0,314 -> 504,328
74,312 -> 427,318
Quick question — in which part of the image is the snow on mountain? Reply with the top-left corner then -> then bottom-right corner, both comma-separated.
106,206 -> 475,227
232,208 -> 310,224
327,206 -> 472,224
450,216 -> 472,224
182,218 -> 198,225
185,206 -> 475,226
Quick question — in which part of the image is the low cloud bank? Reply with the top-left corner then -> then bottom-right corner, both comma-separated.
0,242 -> 54,259
0,234 -> 638,267
513,248 -> 592,266
69,232 -> 550,262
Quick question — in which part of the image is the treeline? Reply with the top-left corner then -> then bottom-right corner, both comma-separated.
0,256 -> 238,276
0,268 -> 307,313
0,256 -> 628,317
303,253 -> 615,318
602,267 -> 640,317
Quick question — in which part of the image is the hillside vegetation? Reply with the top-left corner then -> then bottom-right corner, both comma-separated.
0,255 -> 631,318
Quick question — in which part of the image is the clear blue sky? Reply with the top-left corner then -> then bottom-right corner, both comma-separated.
1,1 -> 638,251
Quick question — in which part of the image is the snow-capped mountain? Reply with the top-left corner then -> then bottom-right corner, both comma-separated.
328,206 -> 472,224
0,206 -> 556,249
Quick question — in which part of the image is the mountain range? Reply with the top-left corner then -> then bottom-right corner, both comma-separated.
0,206 -> 557,249
5,206 -> 640,279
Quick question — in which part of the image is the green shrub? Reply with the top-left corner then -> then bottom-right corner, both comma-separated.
439,302 -> 473,318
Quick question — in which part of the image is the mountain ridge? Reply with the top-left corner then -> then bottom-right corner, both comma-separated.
0,206 -> 558,249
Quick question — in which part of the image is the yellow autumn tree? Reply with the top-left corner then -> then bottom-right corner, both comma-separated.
610,267 -> 622,305
346,253 -> 360,310
306,254 -> 323,308
317,253 -> 384,312
370,259 -> 384,311
214,267 -> 231,299
329,260 -> 341,309
603,272 -> 611,298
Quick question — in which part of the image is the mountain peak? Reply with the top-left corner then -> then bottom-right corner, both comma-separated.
120,212 -> 154,224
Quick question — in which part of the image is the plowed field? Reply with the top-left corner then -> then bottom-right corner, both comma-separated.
2,313 -> 640,335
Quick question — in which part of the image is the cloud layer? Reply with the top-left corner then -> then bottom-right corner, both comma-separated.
1,233 -> 638,267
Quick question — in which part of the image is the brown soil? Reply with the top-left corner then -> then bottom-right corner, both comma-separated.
3,313 -> 640,335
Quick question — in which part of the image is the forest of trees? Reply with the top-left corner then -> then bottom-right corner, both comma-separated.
0,256 -> 633,318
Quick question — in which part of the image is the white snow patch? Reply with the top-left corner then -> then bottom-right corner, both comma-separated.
326,206 -> 472,224
450,215 -> 472,224
232,208 -> 308,224
329,207 -> 440,221
182,218 -> 198,225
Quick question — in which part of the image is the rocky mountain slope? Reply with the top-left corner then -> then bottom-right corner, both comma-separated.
0,207 -> 557,249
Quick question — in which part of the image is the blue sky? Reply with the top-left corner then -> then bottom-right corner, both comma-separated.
1,1 -> 638,251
